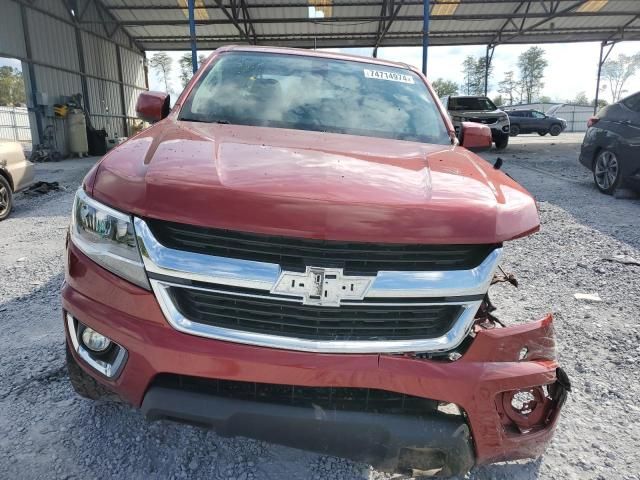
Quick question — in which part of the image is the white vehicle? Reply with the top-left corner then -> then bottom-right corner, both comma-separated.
441,95 -> 510,150
0,141 -> 35,220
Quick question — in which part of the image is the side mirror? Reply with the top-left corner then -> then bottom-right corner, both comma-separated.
460,122 -> 492,151
136,91 -> 170,123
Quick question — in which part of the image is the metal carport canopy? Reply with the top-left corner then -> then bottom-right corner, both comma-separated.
92,0 -> 640,51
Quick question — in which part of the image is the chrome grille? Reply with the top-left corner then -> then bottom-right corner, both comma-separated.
169,286 -> 461,341
467,117 -> 499,124
144,218 -> 498,274
136,218 -> 501,354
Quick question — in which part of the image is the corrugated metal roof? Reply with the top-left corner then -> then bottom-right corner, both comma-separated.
94,0 -> 640,50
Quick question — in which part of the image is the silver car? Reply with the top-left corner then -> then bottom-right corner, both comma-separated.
441,96 -> 510,150
0,140 -> 35,220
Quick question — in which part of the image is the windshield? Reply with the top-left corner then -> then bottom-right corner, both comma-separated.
179,52 -> 450,145
448,97 -> 497,112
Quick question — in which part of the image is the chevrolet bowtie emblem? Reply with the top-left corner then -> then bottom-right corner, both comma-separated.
271,267 -> 375,307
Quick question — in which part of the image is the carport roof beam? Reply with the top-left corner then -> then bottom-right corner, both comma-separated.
91,0 -> 640,50
594,39 -> 617,115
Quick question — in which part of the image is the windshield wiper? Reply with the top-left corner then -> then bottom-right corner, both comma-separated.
180,117 -> 208,123
180,117 -> 232,124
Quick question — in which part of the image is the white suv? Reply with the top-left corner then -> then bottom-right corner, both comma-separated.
441,96 -> 510,150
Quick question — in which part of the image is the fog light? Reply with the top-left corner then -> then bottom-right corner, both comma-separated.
81,327 -> 112,353
501,386 -> 551,431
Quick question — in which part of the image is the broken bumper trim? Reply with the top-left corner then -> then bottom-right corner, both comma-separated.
142,386 -> 475,475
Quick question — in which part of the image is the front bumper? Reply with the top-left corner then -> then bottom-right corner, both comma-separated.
63,241 -> 568,472
9,157 -> 35,193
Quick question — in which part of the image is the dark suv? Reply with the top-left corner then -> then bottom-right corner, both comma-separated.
506,109 -> 567,136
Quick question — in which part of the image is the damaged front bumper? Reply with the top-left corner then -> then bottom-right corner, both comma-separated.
63,242 -> 569,476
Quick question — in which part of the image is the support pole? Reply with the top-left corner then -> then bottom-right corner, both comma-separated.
594,42 -> 604,115
188,0 -> 198,73
20,3 -> 43,144
484,44 -> 495,97
594,40 -> 616,114
115,46 -> 128,136
74,23 -> 90,114
421,0 -> 430,75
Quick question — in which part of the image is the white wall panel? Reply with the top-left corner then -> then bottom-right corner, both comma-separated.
0,1 -> 26,58
82,33 -> 120,82
120,47 -> 147,88
27,10 -> 79,72
87,77 -> 122,117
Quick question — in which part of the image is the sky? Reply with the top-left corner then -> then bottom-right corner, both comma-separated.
2,41 -> 639,105
144,41 -> 640,105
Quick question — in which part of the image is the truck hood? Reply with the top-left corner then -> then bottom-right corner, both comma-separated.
90,120 -> 539,244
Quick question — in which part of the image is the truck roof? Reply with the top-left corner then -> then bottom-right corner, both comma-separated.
216,45 -> 414,72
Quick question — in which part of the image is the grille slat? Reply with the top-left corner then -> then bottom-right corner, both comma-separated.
147,219 -> 497,274
170,287 -> 460,341
185,294 -> 450,319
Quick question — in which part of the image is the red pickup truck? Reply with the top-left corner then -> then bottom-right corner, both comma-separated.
63,46 -> 569,476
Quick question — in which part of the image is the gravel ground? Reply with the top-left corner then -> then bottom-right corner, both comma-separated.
1,133 -> 639,480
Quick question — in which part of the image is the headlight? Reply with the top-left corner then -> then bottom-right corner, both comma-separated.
71,189 -> 149,289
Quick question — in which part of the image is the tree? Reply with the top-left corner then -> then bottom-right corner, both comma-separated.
571,91 -> 589,105
517,47 -> 548,103
593,98 -> 608,109
498,70 -> 518,106
0,66 -> 26,106
492,95 -> 504,107
178,53 -> 206,88
475,57 -> 493,96
600,53 -> 640,103
149,52 -> 173,93
460,56 -> 477,95
431,78 -> 458,98
538,95 -> 552,104
460,56 -> 493,96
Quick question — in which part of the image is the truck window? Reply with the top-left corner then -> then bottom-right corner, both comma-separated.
180,51 -> 451,145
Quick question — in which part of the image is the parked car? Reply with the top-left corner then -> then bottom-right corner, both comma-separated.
506,109 -> 567,136
441,95 -> 510,149
0,140 -> 35,220
63,46 -> 569,476
579,92 -> 640,194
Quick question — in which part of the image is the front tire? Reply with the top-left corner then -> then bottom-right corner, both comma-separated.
593,149 -> 622,195
495,135 -> 509,150
549,124 -> 562,136
0,175 -> 13,221
66,345 -> 120,401
509,125 -> 520,136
